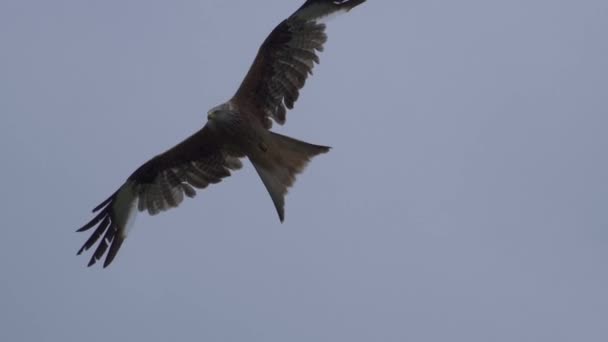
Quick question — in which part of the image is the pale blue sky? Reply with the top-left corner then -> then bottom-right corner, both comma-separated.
1,1 -> 607,341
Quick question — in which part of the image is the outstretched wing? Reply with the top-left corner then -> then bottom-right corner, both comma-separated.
232,0 -> 365,128
76,125 -> 243,268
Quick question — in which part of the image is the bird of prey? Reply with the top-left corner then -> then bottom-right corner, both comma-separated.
76,0 -> 366,268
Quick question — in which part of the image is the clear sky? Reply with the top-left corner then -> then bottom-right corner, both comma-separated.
1,0 -> 607,341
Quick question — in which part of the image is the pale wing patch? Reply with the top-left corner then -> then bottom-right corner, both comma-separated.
294,0 -> 365,22
113,180 -> 138,238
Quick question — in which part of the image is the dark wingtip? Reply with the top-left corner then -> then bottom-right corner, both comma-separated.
338,0 -> 366,12
76,209 -> 107,232
103,236 -> 124,268
92,190 -> 119,213
349,0 -> 367,8
77,200 -> 122,268
298,0 -> 367,16
87,257 -> 97,267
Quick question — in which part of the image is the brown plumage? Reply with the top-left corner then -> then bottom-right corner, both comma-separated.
76,0 -> 365,268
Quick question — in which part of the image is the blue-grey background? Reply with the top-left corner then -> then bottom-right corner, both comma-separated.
1,0 -> 607,341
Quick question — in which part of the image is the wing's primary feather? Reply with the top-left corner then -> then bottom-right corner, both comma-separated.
232,0 -> 365,128
76,125 -> 243,267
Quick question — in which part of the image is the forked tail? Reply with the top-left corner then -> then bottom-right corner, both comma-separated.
251,132 -> 330,222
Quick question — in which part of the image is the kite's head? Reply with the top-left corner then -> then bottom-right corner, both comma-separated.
207,102 -> 240,133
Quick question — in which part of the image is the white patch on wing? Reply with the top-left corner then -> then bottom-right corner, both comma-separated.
315,10 -> 350,24
294,3 -> 354,23
112,180 -> 138,239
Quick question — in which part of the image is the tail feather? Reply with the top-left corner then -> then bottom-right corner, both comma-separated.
251,132 -> 330,221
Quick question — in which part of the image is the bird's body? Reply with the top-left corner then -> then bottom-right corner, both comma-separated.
77,0 -> 366,267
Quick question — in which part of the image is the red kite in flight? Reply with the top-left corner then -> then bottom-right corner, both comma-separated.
77,0 -> 366,267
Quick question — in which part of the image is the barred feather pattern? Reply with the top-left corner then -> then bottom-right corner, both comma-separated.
135,152 -> 243,216
233,0 -> 365,128
255,19 -> 326,127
